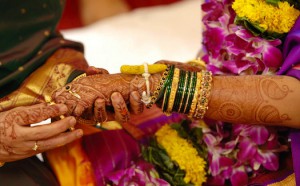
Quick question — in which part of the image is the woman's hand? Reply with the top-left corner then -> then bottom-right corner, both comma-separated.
51,60 -> 204,123
0,103 -> 83,163
52,72 -> 162,123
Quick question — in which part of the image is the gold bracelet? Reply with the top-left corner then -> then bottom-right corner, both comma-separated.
0,161 -> 5,167
178,71 -> 189,112
194,71 -> 212,119
146,65 -> 171,108
73,73 -> 87,81
166,68 -> 180,114
188,72 -> 202,118
183,72 -> 195,114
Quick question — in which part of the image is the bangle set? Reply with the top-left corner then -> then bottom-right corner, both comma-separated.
149,65 -> 212,119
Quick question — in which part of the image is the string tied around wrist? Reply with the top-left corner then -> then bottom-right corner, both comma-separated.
141,62 -> 151,104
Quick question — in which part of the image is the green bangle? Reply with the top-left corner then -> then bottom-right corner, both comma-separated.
184,71 -> 197,114
173,69 -> 185,112
146,65 -> 171,108
178,70 -> 190,113
155,65 -> 174,107
161,66 -> 175,112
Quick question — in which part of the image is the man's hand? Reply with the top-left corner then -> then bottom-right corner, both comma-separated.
0,103 -> 83,163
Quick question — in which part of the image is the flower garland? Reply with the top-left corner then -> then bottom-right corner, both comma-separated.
232,0 -> 300,34
155,124 -> 207,186
142,121 -> 208,186
199,0 -> 298,185
106,0 -> 299,186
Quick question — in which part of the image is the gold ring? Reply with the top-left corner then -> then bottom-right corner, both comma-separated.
32,141 -> 39,151
0,161 -> 5,167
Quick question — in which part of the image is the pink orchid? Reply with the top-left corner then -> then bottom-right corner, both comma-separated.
202,0 -> 283,75
106,160 -> 170,186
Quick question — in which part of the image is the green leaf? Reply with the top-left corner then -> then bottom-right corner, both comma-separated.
265,0 -> 280,6
234,16 -> 286,40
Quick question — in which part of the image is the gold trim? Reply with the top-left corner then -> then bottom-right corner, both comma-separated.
166,68 -> 180,113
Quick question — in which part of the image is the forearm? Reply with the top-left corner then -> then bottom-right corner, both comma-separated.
206,75 -> 300,128
52,65 -> 300,128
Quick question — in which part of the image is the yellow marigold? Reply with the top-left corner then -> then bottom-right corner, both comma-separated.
232,0 -> 300,33
155,124 -> 207,186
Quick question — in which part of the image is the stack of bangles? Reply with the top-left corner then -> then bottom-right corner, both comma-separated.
147,65 -> 212,119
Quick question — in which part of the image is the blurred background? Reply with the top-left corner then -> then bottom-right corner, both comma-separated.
58,0 -> 202,73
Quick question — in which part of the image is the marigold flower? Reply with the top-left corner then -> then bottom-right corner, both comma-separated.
232,0 -> 300,33
155,124 -> 207,186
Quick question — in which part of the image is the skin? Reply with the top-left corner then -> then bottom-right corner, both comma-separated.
0,103 -> 83,162
207,75 -> 300,128
0,62 -> 129,163
52,61 -> 300,128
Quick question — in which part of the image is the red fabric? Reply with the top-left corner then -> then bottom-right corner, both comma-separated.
125,0 -> 182,9
58,0 -> 83,30
58,0 -> 182,30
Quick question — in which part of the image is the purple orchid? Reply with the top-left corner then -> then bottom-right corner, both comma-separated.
201,0 -> 283,75
194,118 -> 284,185
106,160 -> 170,186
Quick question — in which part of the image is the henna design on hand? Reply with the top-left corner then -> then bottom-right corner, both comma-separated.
0,104 -> 64,156
52,73 -> 162,117
261,78 -> 290,100
207,76 -> 291,124
257,105 -> 290,123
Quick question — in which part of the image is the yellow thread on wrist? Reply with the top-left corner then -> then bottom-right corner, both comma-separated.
120,64 -> 167,74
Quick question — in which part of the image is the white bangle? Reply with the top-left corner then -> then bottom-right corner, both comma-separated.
141,62 -> 151,104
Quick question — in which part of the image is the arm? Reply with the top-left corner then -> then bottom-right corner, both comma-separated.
52,65 -> 300,128
207,75 -> 300,128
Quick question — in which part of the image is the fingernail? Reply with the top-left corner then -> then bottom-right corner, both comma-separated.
69,117 -> 76,125
58,104 -> 68,113
111,92 -> 121,100
131,92 -> 140,102
76,129 -> 83,137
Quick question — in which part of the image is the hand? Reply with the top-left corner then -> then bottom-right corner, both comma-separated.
51,61 -> 201,123
52,72 -> 162,122
0,103 -> 83,163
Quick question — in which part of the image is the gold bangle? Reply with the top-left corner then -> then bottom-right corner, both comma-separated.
194,71 -> 212,119
183,72 -> 195,114
166,68 -> 180,114
188,72 -> 202,118
178,70 -> 189,112
73,73 -> 87,81
146,65 -> 171,108
0,161 -> 5,167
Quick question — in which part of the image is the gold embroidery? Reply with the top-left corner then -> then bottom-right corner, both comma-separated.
0,49 -> 87,112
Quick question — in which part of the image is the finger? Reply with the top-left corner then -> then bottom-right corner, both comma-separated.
21,116 -> 77,141
111,92 -> 130,123
12,103 -> 68,126
94,98 -> 108,123
129,91 -> 143,114
32,129 -> 83,152
73,103 -> 86,117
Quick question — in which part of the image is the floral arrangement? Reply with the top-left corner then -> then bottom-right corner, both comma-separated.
106,0 -> 300,185
202,0 -> 299,75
